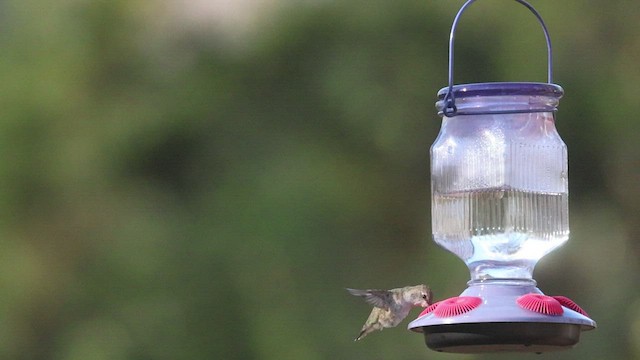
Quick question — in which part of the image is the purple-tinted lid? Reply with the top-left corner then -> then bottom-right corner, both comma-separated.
437,82 -> 563,100
436,82 -> 564,117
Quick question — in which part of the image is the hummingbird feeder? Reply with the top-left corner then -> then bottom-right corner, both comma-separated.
408,0 -> 596,353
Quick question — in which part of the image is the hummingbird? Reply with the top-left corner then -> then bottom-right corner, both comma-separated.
347,284 -> 433,341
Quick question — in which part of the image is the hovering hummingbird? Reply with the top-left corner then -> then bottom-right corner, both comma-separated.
347,284 -> 433,341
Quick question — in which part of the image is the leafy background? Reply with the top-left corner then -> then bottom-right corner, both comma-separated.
0,0 -> 638,359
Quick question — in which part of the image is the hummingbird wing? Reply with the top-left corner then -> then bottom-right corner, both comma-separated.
346,288 -> 393,310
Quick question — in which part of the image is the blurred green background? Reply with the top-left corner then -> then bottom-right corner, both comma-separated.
1,0 -> 639,359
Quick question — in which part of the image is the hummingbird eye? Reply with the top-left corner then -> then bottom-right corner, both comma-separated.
422,294 -> 428,300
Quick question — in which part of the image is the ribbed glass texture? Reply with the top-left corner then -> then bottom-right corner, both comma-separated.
431,86 -> 568,281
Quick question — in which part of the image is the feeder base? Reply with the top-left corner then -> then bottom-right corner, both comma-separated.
422,322 -> 582,353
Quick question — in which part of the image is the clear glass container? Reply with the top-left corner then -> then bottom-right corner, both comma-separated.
430,82 -> 568,281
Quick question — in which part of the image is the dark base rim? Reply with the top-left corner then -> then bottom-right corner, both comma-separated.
422,322 -> 582,354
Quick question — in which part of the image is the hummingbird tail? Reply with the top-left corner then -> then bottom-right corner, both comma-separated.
354,323 -> 378,341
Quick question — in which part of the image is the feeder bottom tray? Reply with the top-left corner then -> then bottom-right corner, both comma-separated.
422,322 -> 582,354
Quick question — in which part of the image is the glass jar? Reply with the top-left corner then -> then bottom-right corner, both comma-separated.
430,82 -> 568,281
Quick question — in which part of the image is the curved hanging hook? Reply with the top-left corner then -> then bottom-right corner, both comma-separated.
442,0 -> 554,117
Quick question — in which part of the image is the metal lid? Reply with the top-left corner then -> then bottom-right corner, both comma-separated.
437,82 -> 564,100
436,82 -> 564,116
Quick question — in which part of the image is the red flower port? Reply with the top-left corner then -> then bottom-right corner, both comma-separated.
516,294 -> 563,316
433,296 -> 482,318
552,296 -> 589,316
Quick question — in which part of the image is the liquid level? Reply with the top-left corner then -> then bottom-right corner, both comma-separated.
432,189 -> 569,280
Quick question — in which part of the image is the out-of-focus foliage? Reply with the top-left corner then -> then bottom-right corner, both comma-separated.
0,0 -> 638,359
